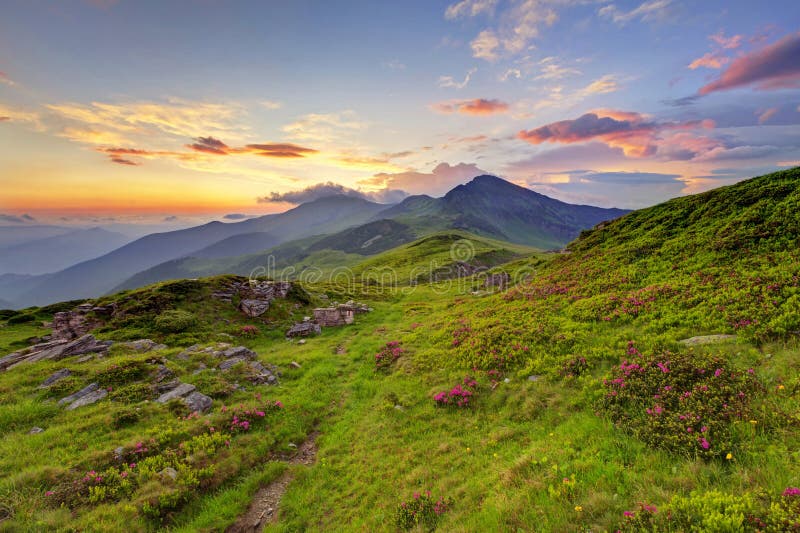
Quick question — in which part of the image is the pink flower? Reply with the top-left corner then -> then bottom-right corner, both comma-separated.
129,462 -> 137,469
45,491 -> 55,496
783,487 -> 800,497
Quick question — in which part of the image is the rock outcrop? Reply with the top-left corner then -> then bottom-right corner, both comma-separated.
1,334 -> 111,371
212,280 -> 293,318
50,302 -> 114,341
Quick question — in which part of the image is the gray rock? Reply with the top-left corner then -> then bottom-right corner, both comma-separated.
527,375 -> 541,382
58,382 -> 100,406
221,346 -> 256,360
38,368 -> 71,388
156,382 -> 196,403
219,356 -> 247,371
679,334 -> 737,346
152,365 -> 174,383
29,426 -> 44,434
238,299 -> 270,317
66,388 -> 108,410
183,391 -> 212,413
286,322 -> 321,338
289,361 -> 301,369
122,339 -> 167,353
159,467 -> 178,481
298,339 -> 306,345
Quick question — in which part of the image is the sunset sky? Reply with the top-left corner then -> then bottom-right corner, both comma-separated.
1,0 -> 799,223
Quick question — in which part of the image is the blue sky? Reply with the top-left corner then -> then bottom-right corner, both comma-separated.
1,0 -> 799,222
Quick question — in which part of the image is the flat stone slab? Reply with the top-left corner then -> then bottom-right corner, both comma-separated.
38,368 -> 71,388
58,382 -> 100,406
66,388 -> 108,410
679,334 -> 737,346
156,382 -> 196,403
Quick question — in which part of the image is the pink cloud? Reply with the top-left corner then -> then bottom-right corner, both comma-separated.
757,107 -> 778,124
710,31 -> 743,49
699,32 -> 800,94
517,110 -> 714,158
431,98 -> 510,116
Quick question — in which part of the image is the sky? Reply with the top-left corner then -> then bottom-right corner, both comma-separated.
1,0 -> 799,225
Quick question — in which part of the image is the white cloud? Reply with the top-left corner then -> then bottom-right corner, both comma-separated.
282,111 -> 367,143
535,57 -> 581,80
259,100 -> 283,110
445,0 -> 498,20
471,30 -> 501,61
598,0 -> 674,26
501,68 -> 522,81
438,68 -> 478,89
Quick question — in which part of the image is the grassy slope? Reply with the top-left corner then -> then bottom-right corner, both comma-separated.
0,169 -> 798,531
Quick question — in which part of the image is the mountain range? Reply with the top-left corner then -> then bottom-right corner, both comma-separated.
0,176 -> 627,308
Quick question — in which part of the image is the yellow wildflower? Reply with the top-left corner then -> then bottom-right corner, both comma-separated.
726,452 -> 733,460
575,505 -> 583,512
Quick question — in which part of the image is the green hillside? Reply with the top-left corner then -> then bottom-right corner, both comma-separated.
0,169 -> 798,531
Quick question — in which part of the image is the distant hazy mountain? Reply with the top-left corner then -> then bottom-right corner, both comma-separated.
374,175 -> 629,249
0,225 -> 73,248
0,227 -> 132,275
187,232 -> 280,259
10,196 -> 388,307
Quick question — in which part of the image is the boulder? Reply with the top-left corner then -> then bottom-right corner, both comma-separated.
183,391 -> 213,413
58,382 -> 100,406
29,427 -> 44,434
286,322 -> 321,338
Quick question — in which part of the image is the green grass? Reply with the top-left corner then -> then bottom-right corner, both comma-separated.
0,169 -> 798,531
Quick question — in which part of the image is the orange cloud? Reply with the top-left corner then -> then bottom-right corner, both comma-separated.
688,52 -> 729,70
517,110 -> 715,158
700,32 -> 800,94
431,98 -> 510,115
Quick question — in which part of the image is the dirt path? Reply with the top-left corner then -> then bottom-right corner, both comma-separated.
226,432 -> 319,533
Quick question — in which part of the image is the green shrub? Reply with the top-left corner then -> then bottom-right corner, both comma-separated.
154,310 -> 197,333
111,407 -> 141,428
96,360 -> 149,387
110,383 -> 152,403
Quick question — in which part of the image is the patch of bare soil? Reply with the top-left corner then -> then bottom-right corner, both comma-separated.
226,432 -> 319,533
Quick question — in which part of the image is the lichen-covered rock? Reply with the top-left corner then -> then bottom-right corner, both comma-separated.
183,391 -> 213,413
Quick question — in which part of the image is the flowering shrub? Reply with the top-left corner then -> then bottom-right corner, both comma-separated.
601,344 -> 764,458
618,502 -> 659,531
239,325 -> 259,337
560,356 -> 589,378
218,399 -> 283,433
374,341 -> 404,372
433,376 -> 478,408
394,491 -> 454,531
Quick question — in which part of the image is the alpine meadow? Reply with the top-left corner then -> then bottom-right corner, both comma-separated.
1,1 -> 800,532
